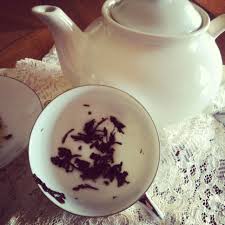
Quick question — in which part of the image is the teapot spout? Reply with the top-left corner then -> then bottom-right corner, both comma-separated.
32,5 -> 77,34
32,5 -> 86,83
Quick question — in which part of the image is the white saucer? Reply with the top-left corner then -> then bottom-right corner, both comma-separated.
0,76 -> 42,168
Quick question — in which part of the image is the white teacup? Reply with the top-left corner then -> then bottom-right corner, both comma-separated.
29,85 -> 163,219
0,76 -> 42,168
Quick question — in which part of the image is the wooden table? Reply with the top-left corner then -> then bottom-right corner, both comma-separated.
0,0 -> 104,68
0,0 -> 224,68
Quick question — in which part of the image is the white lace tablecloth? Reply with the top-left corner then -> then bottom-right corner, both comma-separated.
0,48 -> 225,225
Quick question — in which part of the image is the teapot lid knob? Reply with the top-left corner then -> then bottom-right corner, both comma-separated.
110,0 -> 202,36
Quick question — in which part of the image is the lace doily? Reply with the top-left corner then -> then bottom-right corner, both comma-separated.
0,48 -> 224,225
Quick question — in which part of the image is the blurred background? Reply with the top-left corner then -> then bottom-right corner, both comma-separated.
0,0 -> 224,67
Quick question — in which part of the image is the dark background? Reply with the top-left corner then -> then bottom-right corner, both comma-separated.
0,0 -> 105,31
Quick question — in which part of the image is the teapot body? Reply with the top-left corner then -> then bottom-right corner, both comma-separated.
32,2 -> 225,127
62,18 -> 223,127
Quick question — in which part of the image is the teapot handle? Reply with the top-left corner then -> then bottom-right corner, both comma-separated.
208,14 -> 225,80
208,14 -> 225,39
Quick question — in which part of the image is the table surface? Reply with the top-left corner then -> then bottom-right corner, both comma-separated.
0,0 -> 104,68
0,0 -> 224,68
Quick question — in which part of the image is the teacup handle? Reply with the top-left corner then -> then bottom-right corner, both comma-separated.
138,193 -> 164,220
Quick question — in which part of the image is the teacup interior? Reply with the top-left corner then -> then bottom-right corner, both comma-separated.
29,85 -> 159,216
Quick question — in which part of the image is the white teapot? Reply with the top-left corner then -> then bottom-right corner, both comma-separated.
32,0 -> 225,127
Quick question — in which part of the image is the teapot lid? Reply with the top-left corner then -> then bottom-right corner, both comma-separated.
110,0 -> 202,36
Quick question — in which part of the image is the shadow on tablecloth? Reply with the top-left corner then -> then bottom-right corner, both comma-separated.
0,150 -> 88,225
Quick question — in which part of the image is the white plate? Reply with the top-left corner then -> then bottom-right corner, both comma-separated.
0,76 -> 42,168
